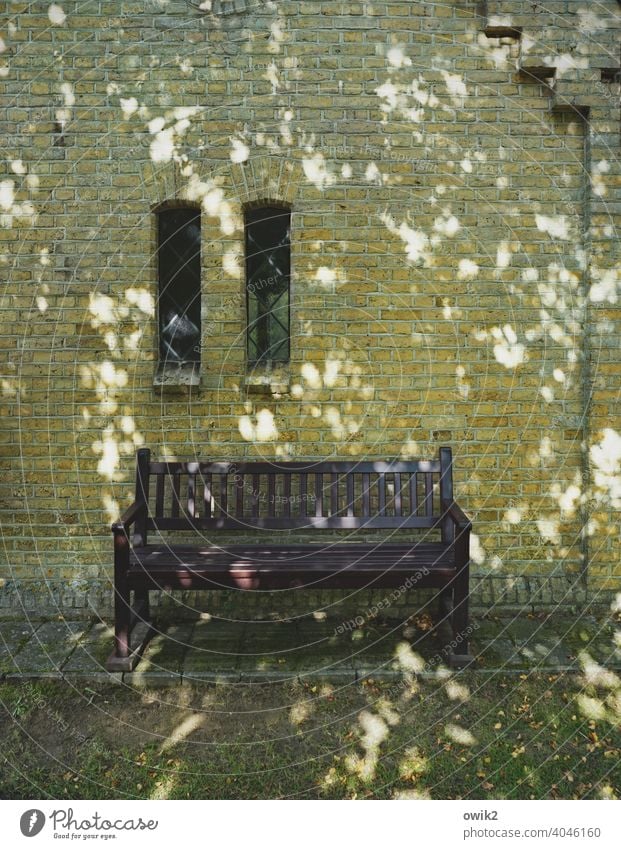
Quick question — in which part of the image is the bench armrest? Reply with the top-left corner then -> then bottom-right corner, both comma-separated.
446,501 -> 471,531
111,500 -> 145,534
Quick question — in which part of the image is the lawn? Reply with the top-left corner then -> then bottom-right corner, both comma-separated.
1,669 -> 619,800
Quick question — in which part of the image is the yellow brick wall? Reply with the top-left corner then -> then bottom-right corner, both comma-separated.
0,0 -> 619,609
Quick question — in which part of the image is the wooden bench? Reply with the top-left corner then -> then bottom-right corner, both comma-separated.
106,447 -> 472,671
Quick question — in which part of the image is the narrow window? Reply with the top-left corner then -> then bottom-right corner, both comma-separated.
157,207 -> 201,367
245,205 -> 291,365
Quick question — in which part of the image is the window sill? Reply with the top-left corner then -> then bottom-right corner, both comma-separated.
153,364 -> 200,388
244,365 -> 290,398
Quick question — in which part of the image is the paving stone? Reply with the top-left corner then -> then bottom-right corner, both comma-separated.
237,621 -> 302,680
130,622 -> 195,679
11,621 -> 87,674
62,622 -> 115,673
474,639 -> 523,668
0,622 -> 41,673
183,619 -> 243,681
517,640 -> 575,667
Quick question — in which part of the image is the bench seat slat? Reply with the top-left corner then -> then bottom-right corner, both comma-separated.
127,543 -> 455,589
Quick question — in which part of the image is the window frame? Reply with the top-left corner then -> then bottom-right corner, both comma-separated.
155,204 -> 202,376
244,201 -> 292,369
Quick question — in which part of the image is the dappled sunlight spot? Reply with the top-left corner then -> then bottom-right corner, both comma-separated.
365,162 -> 383,185
537,518 -> 561,546
265,62 -> 280,93
0,180 -> 15,211
160,714 -> 205,754
590,267 -> 619,304
10,159 -> 26,175
398,746 -> 428,785
387,45 -> 412,69
120,97 -> 138,119
445,681 -> 470,702
590,429 -> 621,509
535,214 -> 571,240
89,293 -> 116,326
239,409 -> 279,442
433,211 -> 460,238
301,362 -> 321,390
469,533 -> 485,566
381,213 -> 429,265
344,710 -> 390,782
576,8 -> 608,33
1,378 -> 20,398
458,259 -> 478,281
394,641 -> 425,674
289,699 -> 313,726
491,324 -> 525,369
576,695 -> 608,721
539,386 -> 554,402
223,249 -> 241,279
94,428 -> 120,480
150,773 -> 177,801
48,4 -> 66,25
394,788 -> 431,799
400,439 -> 420,460
445,723 -> 476,746
302,153 -> 335,191
441,71 -> 468,104
150,127 -> 174,163
455,365 -> 470,398
496,241 -> 512,269
126,287 -> 155,316
36,297 -> 48,313
230,137 -> 249,164
102,494 -> 120,525
503,506 -> 523,526
554,477 -> 582,519
315,265 -> 347,291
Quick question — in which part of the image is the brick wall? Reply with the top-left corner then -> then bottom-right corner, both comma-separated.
0,0 -> 619,613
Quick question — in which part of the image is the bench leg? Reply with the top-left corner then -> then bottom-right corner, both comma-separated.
449,564 -> 474,669
106,584 -> 154,673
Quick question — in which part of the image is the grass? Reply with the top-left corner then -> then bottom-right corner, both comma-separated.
0,670 -> 619,800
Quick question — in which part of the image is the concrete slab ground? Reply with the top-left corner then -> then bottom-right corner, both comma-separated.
0,611 -> 618,685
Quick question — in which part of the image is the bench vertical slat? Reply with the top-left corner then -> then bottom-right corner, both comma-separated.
425,472 -> 433,517
155,474 -> 164,518
252,474 -> 260,517
283,474 -> 291,518
171,473 -> 181,518
394,472 -> 402,517
409,472 -> 418,516
268,474 -> 276,517
203,473 -> 212,519
188,473 -> 196,519
331,473 -> 338,517
315,473 -> 323,517
362,473 -> 370,516
220,473 -> 228,516
346,474 -> 354,517
300,473 -> 307,517
235,474 -> 244,517
378,473 -> 386,516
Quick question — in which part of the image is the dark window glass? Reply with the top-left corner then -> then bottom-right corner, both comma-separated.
157,208 -> 201,366
245,205 -> 291,365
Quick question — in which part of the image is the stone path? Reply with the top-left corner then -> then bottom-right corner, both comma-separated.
0,612 -> 618,684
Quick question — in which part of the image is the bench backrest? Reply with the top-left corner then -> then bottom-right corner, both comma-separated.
131,447 -> 455,544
